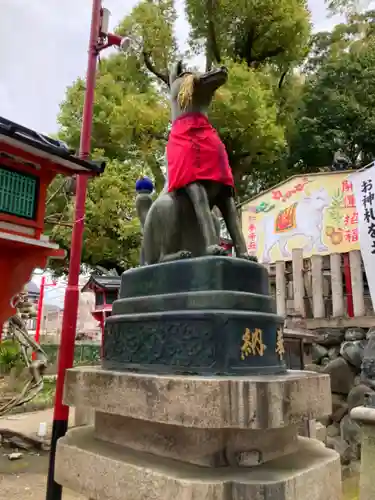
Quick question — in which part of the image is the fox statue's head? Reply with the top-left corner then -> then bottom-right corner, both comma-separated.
169,61 -> 228,121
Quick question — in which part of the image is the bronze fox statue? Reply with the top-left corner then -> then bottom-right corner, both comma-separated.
135,61 -> 256,265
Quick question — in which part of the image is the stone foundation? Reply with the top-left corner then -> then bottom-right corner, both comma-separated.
307,326 -> 375,465
55,367 -> 342,500
56,428 -> 340,500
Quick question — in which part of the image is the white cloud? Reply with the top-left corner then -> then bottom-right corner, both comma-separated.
0,0 -> 339,135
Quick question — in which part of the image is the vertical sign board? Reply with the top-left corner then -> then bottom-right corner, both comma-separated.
350,166 -> 375,309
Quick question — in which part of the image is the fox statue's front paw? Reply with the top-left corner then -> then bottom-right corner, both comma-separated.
206,245 -> 228,256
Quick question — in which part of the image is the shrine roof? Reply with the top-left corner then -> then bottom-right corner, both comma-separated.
0,116 -> 105,175
81,275 -> 121,293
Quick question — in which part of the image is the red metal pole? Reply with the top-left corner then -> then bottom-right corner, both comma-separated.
33,275 -> 46,360
343,252 -> 354,318
46,1 -> 102,498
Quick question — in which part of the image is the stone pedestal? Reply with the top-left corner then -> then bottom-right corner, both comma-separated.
55,367 -> 342,500
103,257 -> 285,376
74,405 -> 95,427
351,405 -> 375,500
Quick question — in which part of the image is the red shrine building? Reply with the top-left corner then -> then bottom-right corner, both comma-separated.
0,116 -> 104,326
81,275 -> 121,335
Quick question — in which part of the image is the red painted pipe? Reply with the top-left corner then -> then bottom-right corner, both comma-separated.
343,252 -> 354,318
46,1 -> 102,499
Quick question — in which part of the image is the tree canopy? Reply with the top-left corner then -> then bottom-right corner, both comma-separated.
291,9 -> 375,170
47,0 -> 375,273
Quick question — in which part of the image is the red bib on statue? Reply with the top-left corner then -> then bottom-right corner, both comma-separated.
166,113 -> 234,192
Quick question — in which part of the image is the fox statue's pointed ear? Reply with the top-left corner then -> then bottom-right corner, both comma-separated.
169,60 -> 183,86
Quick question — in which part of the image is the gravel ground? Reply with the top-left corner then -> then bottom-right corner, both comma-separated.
0,409 -> 84,499
0,473 -> 85,500
0,453 -> 85,500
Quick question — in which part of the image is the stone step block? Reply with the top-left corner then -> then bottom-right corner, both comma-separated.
55,427 -> 341,500
94,412 -> 299,467
64,367 -> 332,429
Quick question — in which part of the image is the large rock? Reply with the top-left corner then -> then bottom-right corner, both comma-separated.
345,327 -> 366,341
340,415 -> 361,460
315,328 -> 345,347
361,332 -> 375,389
327,347 -> 340,361
312,344 -> 329,364
347,384 -> 375,411
331,393 -> 348,423
326,423 -> 340,438
322,357 -> 355,395
340,340 -> 366,370
326,435 -> 352,465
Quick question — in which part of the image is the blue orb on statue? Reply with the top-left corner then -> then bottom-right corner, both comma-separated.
135,176 -> 154,194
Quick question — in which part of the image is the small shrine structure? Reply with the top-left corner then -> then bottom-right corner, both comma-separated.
81,275 -> 121,335
0,116 -> 104,326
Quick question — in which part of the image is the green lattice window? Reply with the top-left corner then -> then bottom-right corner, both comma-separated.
0,166 -> 38,220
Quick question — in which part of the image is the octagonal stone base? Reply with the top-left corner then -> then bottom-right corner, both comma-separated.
55,427 -> 341,500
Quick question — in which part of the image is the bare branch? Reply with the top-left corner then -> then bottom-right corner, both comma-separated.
142,51 -> 170,87
206,0 -> 221,71
278,69 -> 289,89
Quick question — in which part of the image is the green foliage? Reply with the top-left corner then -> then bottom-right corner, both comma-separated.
116,0 -> 178,79
326,0 -> 365,15
46,156 -> 143,274
0,340 -> 23,374
58,54 -> 169,190
50,0 -> 313,271
293,35 -> 375,169
209,61 -> 287,197
185,0 -> 310,68
305,11 -> 375,73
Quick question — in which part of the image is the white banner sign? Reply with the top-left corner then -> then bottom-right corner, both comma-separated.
350,165 -> 375,308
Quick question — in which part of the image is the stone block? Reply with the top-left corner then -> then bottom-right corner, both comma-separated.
74,406 -> 95,427
64,367 -> 332,429
55,427 -> 341,500
94,412 -> 299,467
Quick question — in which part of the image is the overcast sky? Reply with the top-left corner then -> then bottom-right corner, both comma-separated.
0,0 -> 343,136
